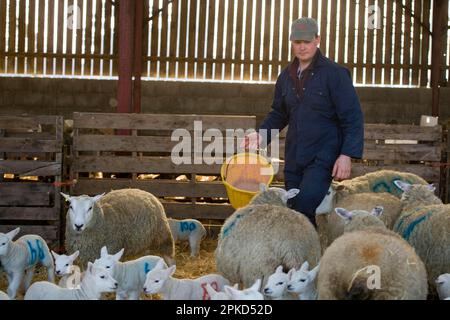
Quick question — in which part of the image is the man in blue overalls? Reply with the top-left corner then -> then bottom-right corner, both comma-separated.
244,17 -> 364,227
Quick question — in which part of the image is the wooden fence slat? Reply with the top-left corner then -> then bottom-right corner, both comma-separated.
7,0 -> 17,73
252,0 -> 262,81
364,124 -> 442,141
168,0 -> 179,78
66,0 -> 74,75
233,0 -> 243,80
374,0 -> 384,84
93,0 -> 103,76
0,191 -> 50,206
338,0 -> 347,65
103,0 -> 113,77
328,0 -> 337,62
55,0 -> 64,74
46,0 -> 56,75
366,0 -> 375,84
74,0 -> 84,75
162,202 -> 233,220
420,0 -> 431,87
383,0 -> 393,85
16,0 -> 26,74
112,1 -> 119,76
205,0 -> 215,79
319,0 -> 328,60
215,0 -> 225,80
0,226 -> 59,244
0,207 -> 59,221
311,0 -> 319,21
0,0 -> 6,73
224,0 -> 234,80
159,0 -> 169,78
187,0 -> 198,78
271,0 -> 280,81
403,0 -> 412,85
0,161 -> 61,176
262,0 -> 271,81
175,0 -> 186,78
84,0 -> 93,75
0,138 -> 61,153
72,113 -> 256,130
301,0 -> 309,17
242,0 -> 253,80
393,0 -> 402,84
411,0 -> 421,86
196,0 -> 207,79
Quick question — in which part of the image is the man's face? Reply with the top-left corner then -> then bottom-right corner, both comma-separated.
291,36 -> 320,63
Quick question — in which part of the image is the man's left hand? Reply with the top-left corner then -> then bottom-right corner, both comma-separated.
332,154 -> 352,181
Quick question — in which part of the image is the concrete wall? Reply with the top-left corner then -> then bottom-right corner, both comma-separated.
0,77 -> 449,126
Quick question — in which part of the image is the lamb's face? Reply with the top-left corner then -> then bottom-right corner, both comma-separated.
88,264 -> 118,293
436,273 -> 450,300
143,267 -> 172,294
93,247 -> 124,276
0,234 -> 10,256
224,286 -> 264,300
315,186 -> 335,215
287,269 -> 311,293
264,271 -> 289,299
67,196 -> 97,232
53,251 -> 78,276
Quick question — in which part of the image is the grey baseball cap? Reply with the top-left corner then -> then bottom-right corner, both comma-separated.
290,17 -> 319,41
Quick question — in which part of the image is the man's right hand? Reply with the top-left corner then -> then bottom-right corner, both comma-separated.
241,131 -> 263,150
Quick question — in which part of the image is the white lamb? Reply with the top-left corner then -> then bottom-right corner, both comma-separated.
204,283 -> 239,300
287,261 -> 320,300
94,246 -> 166,300
168,218 -> 207,257
0,227 -> 55,299
223,279 -> 264,300
436,273 -> 450,300
51,250 -> 80,288
0,290 -> 9,300
143,260 -> 230,300
24,262 -> 118,300
263,266 -> 296,300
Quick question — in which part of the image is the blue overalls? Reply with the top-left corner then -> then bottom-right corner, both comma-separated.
259,49 -> 364,226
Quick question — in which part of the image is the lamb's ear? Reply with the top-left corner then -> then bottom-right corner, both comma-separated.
300,261 -> 310,272
6,227 -> 20,241
86,262 -> 93,274
259,183 -> 268,192
155,259 -> 166,270
427,184 -> 436,192
250,279 -> 262,291
224,285 -> 238,298
309,263 -> 320,280
71,250 -> 80,261
205,283 -> 218,296
371,206 -> 384,217
113,248 -> 124,261
287,268 -> 296,280
51,250 -> 59,260
275,265 -> 283,273
393,180 -> 411,192
92,192 -> 106,203
60,192 -> 71,202
100,246 -> 108,257
167,265 -> 176,276
285,188 -> 300,200
233,283 -> 239,289
335,207 -> 353,221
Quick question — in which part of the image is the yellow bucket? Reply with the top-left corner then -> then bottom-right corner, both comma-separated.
221,153 -> 274,209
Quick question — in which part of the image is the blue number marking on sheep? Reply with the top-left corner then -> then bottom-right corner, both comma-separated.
372,181 -> 391,193
402,212 -> 432,241
144,262 -> 152,274
180,222 -> 196,233
26,240 -> 45,266
393,207 -> 423,232
222,214 -> 243,239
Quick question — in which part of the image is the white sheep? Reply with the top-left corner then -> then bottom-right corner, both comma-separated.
204,283 -> 239,300
0,227 -> 55,299
168,218 -> 207,257
393,180 -> 450,295
51,250 -> 80,288
436,273 -> 450,300
0,290 -> 9,300
143,260 -> 230,300
24,262 -> 118,300
286,261 -> 320,300
223,279 -> 264,300
263,265 -> 296,300
94,246 -> 166,300
317,206 -> 428,300
62,189 -> 175,267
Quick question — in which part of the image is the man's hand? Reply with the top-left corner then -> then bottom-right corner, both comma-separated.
241,132 -> 263,151
332,154 -> 352,181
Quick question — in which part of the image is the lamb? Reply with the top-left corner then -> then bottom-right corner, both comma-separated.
0,290 -> 9,300
436,274 -> 450,300
204,283 -> 239,300
168,218 -> 207,257
24,262 -> 118,300
263,266 -> 297,300
223,279 -> 264,300
216,189 -> 321,287
143,260 -> 230,300
286,261 -> 320,300
62,189 -> 175,267
317,206 -> 428,300
0,227 -> 55,299
393,180 -> 450,295
336,169 -> 428,198
51,250 -> 80,288
316,190 -> 402,249
94,246 -> 166,300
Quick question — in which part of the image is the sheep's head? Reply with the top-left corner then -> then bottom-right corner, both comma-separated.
61,192 -> 105,233
224,279 -> 264,300
52,250 -> 79,276
393,180 -> 442,207
85,262 -> 118,293
143,260 -> 174,295
93,246 -> 124,276
315,185 -> 336,215
436,273 -> 450,300
287,261 -> 320,295
249,184 -> 299,206
264,265 -> 289,299
0,227 -> 20,256
335,206 -> 385,232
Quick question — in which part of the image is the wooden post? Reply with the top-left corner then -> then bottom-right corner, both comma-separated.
117,0 -> 134,114
133,0 -> 144,114
431,0 -> 447,117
